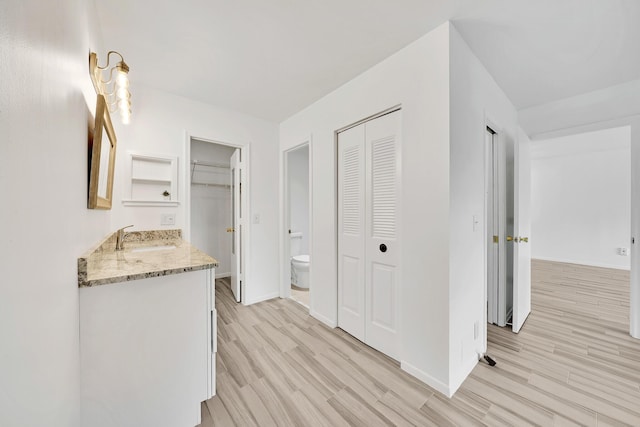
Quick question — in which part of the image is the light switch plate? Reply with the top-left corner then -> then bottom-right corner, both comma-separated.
161,213 -> 175,225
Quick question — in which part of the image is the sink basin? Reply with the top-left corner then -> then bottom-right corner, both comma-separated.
130,245 -> 177,253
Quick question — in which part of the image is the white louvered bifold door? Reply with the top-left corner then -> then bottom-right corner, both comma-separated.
337,124 -> 366,342
338,110 -> 400,360
365,111 -> 400,360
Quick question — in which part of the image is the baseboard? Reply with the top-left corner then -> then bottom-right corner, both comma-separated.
449,356 -> 478,397
215,272 -> 231,279
310,310 -> 337,328
401,361 -> 452,397
532,256 -> 630,271
243,291 -> 279,306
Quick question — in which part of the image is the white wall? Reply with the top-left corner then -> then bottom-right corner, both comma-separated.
449,24 -> 519,391
288,145 -> 310,255
519,79 -> 640,140
109,84 -> 280,304
0,1 -> 108,425
631,120 -> 640,338
530,127 -> 631,270
190,140 -> 234,276
281,23 -> 452,393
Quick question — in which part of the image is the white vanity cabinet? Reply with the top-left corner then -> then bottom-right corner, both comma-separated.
79,268 -> 216,427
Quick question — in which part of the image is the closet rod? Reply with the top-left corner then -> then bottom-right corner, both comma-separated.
191,160 -> 230,169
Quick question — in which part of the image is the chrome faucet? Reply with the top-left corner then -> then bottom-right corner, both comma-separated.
115,225 -> 134,251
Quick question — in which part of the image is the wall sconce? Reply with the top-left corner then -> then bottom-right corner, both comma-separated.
89,51 -> 132,124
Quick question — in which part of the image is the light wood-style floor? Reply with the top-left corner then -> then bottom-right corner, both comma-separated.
290,285 -> 310,308
199,260 -> 640,426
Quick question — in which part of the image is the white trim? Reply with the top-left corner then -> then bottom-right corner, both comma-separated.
401,361 -> 452,398
310,310 -> 337,328
335,104 -> 401,134
244,291 -> 279,306
308,135 -> 314,314
215,272 -> 231,279
532,256 -> 630,271
183,131 -> 251,304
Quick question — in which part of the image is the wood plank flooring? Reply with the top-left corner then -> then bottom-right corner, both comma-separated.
199,260 -> 640,426
290,285 -> 310,308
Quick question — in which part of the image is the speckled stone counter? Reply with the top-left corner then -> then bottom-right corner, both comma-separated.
78,229 -> 218,287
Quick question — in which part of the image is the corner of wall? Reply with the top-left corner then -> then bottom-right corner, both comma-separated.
401,361 -> 453,398
448,354 -> 479,397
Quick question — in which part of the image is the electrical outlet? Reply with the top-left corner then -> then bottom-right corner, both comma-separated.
161,213 -> 175,226
618,247 -> 629,256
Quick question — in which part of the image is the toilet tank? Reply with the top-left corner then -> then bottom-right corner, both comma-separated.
290,232 -> 303,256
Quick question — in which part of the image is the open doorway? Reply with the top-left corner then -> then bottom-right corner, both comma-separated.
485,124 -> 532,336
283,143 -> 311,309
529,126 -> 632,330
187,137 -> 247,304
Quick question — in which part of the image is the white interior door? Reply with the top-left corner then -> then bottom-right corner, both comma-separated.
512,131 -> 532,333
486,128 -> 498,325
338,124 -> 366,342
486,127 -> 508,327
338,110 -> 401,359
364,111 -> 401,360
229,149 -> 242,303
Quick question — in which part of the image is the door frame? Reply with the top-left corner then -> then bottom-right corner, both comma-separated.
483,116 -> 507,350
335,105 -> 403,357
184,131 -> 250,304
280,139 -> 313,305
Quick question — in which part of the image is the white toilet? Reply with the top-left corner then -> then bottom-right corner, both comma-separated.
290,232 -> 310,289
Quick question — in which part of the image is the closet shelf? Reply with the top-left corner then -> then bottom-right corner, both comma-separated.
191,181 -> 231,188
131,177 -> 172,184
122,200 -> 180,207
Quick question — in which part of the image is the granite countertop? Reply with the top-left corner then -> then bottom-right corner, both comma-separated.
78,229 -> 218,287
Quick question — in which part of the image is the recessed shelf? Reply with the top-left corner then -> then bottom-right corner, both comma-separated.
131,178 -> 172,184
122,200 -> 180,207
125,152 -> 178,206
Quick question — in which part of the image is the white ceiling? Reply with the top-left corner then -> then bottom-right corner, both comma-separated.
95,0 -> 640,122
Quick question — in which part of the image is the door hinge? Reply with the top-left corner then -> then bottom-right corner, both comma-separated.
493,235 -> 498,244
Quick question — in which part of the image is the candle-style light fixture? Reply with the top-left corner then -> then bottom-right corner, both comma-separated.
89,51 -> 132,124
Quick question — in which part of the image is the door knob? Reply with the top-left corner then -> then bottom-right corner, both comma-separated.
226,227 -> 234,233
520,237 -> 529,243
379,244 -> 387,253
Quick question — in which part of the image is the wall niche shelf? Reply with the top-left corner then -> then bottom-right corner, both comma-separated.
123,152 -> 179,206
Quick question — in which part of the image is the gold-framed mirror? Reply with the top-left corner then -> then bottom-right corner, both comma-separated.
88,94 -> 117,209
